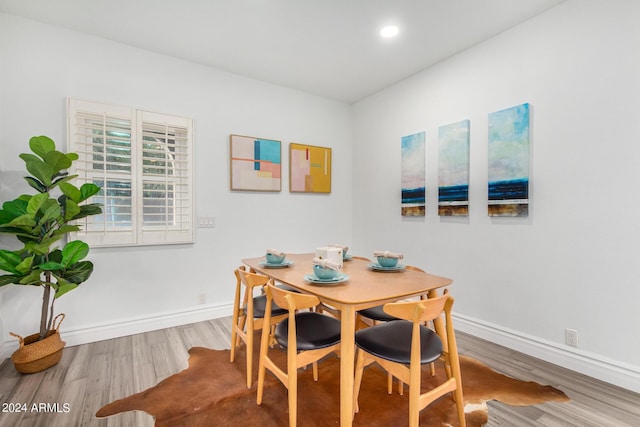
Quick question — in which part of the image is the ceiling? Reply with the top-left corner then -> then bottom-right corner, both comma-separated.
0,0 -> 566,104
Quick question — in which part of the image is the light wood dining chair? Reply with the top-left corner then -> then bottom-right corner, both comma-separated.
356,265 -> 434,393
230,267 -> 288,388
257,283 -> 341,427
353,291 -> 466,427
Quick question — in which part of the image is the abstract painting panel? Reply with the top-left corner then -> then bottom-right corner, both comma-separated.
289,143 -> 331,193
438,120 -> 470,216
488,103 -> 530,216
230,134 -> 281,191
401,131 -> 425,216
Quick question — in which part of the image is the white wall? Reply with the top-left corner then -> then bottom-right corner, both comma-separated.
353,0 -> 640,390
0,13 -> 353,351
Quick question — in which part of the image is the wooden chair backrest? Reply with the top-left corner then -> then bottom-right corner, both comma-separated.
383,292 -> 450,324
236,267 -> 270,290
266,283 -> 320,312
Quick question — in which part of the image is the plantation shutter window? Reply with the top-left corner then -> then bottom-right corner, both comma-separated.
68,99 -> 194,247
138,111 -> 193,245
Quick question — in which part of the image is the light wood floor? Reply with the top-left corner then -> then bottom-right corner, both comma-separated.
0,317 -> 638,426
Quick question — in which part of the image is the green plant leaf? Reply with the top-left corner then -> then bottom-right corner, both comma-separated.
38,261 -> 64,271
71,204 -> 103,220
48,250 -> 63,263
26,192 -> 49,215
24,176 -> 47,193
0,250 -> 21,274
16,234 -> 39,245
25,239 -> 56,256
61,260 -> 93,284
53,225 -> 81,235
20,154 -> 54,186
61,240 -> 89,267
29,135 -> 56,158
0,226 -> 32,236
15,256 -> 34,274
43,150 -> 72,174
64,199 -> 81,221
0,274 -> 22,286
54,277 -> 78,298
0,210 -> 14,225
7,213 -> 37,230
39,199 -> 63,224
59,182 -> 81,203
18,270 -> 43,285
80,183 -> 101,202
1,198 -> 29,219
52,174 -> 77,187
30,235 -> 63,255
19,153 -> 41,165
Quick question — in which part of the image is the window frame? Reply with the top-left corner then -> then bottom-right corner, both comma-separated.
67,98 -> 194,247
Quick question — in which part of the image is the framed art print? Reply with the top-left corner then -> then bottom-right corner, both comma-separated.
401,131 -> 426,216
230,134 -> 281,191
289,143 -> 332,193
438,120 -> 470,216
488,103 -> 530,216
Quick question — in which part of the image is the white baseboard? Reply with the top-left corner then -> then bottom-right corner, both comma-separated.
453,313 -> 640,394
1,303 -> 234,360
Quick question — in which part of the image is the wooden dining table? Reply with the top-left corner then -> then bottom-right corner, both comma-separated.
242,252 -> 453,427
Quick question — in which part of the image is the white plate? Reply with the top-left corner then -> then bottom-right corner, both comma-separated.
303,273 -> 350,285
260,260 -> 295,268
367,263 -> 405,272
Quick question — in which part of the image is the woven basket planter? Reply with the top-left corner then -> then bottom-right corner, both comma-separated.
10,314 -> 66,374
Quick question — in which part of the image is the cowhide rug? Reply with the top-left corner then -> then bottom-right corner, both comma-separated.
96,342 -> 569,426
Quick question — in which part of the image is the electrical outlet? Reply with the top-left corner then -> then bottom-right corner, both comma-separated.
197,216 -> 215,228
565,328 -> 578,347
199,293 -> 207,304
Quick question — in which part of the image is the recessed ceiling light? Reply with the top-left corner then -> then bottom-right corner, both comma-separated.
380,25 -> 399,38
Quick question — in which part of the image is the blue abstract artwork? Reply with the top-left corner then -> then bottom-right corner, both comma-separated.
438,120 -> 470,216
401,131 -> 425,216
488,103 -> 530,216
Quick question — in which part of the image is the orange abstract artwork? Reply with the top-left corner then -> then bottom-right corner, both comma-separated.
289,143 -> 331,193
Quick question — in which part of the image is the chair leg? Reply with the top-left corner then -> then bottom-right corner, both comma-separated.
353,349 -> 366,415
245,324 -> 253,388
256,325 -> 271,405
287,348 -> 297,427
230,325 -> 237,363
454,385 -> 466,427
408,380 -> 420,427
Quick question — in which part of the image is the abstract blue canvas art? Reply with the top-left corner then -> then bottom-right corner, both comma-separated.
488,103 -> 530,216
401,131 -> 425,216
438,120 -> 470,216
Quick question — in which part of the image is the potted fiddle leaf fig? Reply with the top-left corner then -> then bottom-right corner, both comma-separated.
0,135 -> 102,373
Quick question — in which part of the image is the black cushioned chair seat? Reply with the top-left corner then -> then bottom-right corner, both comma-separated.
355,320 -> 443,364
357,305 -> 399,322
252,294 -> 287,318
275,312 -> 341,350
